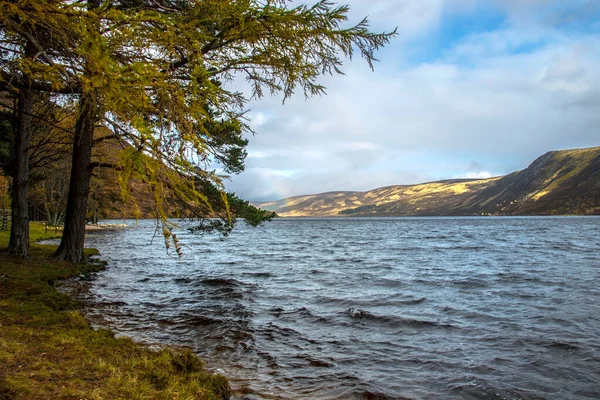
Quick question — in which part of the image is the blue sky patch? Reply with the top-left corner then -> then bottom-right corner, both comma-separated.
407,3 -> 506,65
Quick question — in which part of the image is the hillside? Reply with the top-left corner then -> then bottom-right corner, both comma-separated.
254,147 -> 600,217
89,136 -> 157,220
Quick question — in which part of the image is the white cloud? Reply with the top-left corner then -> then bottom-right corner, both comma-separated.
251,112 -> 269,127
494,0 -> 600,27
457,171 -> 494,179
224,1 -> 600,201
347,0 -> 445,37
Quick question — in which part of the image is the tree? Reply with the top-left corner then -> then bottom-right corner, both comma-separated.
1,0 -> 396,262
0,88 -> 73,253
95,0 -> 396,254
0,97 -> 14,176
7,40 -> 35,256
0,0 -> 80,256
28,159 -> 70,228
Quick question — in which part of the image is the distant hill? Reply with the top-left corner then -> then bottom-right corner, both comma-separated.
254,147 -> 600,217
91,138 -> 197,220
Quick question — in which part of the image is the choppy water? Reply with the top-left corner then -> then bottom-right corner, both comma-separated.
67,217 -> 600,399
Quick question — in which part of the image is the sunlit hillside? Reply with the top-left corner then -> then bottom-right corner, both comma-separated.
255,147 -> 600,217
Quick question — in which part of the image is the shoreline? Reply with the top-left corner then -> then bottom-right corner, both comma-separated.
85,223 -> 129,231
0,223 -> 231,399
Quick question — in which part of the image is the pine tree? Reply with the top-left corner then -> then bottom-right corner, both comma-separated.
1,0 -> 396,262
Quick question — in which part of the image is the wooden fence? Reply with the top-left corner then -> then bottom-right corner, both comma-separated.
0,207 -> 50,231
0,209 -> 10,231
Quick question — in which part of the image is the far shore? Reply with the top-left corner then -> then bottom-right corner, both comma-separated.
85,222 -> 129,231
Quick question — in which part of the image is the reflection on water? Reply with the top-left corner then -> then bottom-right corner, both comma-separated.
60,217 -> 600,399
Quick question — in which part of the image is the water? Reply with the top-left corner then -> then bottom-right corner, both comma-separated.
67,217 -> 600,399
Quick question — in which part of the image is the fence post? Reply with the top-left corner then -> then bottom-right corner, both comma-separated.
0,209 -> 11,231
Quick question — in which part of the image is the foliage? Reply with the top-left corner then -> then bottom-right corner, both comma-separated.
0,0 -> 395,254
186,185 -> 274,236
105,0 -> 394,239
339,203 -> 377,215
0,172 -> 8,209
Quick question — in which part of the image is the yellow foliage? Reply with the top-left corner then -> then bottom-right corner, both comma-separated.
0,173 -> 9,209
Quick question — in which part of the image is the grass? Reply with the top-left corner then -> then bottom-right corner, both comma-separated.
0,223 -> 230,400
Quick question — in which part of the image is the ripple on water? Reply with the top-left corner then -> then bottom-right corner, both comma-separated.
67,217 -> 600,400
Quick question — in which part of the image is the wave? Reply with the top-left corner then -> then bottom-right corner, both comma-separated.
294,353 -> 335,368
313,294 -> 425,308
512,337 -> 582,352
141,301 -> 168,309
346,308 -> 455,329
201,277 -> 243,287
544,341 -> 581,351
450,278 -> 489,288
242,271 -> 274,278
397,297 -> 427,305
81,217 -> 600,399
96,300 -> 128,308
363,389 -> 413,400
173,277 -> 194,284
170,313 -> 222,326
215,261 -> 238,265
448,379 -> 548,400
451,245 -> 486,251
269,307 -> 329,325
495,273 -> 543,284
264,322 -> 304,340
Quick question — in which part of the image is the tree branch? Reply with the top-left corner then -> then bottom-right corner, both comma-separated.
0,70 -> 82,94
4,20 -> 56,67
93,133 -> 118,144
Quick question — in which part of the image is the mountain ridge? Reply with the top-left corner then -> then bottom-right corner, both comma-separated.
254,146 -> 600,217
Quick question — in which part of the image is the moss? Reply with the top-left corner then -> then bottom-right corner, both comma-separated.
0,223 -> 231,400
171,349 -> 205,373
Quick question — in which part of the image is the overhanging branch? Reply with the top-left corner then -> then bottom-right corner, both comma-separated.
1,70 -> 82,94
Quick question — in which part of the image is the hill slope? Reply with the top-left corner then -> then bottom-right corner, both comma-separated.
254,147 -> 600,217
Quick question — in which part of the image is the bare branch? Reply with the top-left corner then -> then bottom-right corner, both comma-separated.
0,70 -> 82,94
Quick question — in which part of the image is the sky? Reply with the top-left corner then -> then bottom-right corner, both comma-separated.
225,0 -> 600,202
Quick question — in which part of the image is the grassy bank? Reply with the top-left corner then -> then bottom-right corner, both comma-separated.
0,223 -> 230,400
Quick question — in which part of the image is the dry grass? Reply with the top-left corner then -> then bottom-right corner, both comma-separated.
0,223 -> 230,400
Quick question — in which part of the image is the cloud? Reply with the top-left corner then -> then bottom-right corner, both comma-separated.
231,167 -> 433,202
346,0 -> 445,37
458,171 -> 494,179
494,0 -> 600,28
540,49 -> 588,93
223,1 -> 600,201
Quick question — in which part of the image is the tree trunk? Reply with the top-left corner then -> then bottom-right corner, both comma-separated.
54,0 -> 101,263
54,95 -> 96,262
8,41 -> 36,257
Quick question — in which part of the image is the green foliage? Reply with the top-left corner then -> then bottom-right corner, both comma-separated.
187,187 -> 273,236
1,0 -> 395,246
339,204 -> 377,215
